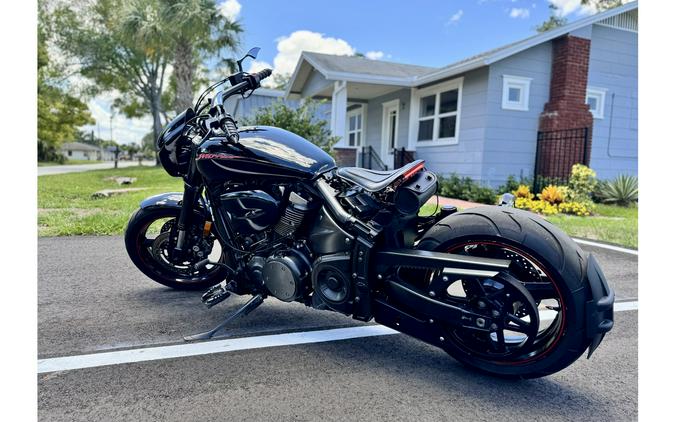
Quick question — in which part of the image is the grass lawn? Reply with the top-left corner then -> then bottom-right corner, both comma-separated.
419,202 -> 637,249
38,166 -> 182,236
546,204 -> 637,249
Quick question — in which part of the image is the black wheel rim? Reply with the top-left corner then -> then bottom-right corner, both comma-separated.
135,215 -> 225,285
439,241 -> 565,364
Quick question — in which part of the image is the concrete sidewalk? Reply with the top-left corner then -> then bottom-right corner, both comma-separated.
38,160 -> 156,176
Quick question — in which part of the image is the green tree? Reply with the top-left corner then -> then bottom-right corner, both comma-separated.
53,0 -> 171,154
536,1 -> 624,33
582,0 -> 624,12
243,100 -> 338,154
536,4 -> 567,32
38,1 -> 94,162
162,0 -> 242,113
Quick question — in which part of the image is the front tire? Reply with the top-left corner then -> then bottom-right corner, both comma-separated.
125,207 -> 229,290
417,206 -> 592,378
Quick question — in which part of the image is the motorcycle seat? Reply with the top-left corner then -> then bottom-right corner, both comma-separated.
335,160 -> 425,192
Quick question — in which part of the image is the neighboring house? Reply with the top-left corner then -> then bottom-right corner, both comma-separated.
59,142 -> 103,161
101,146 -> 117,161
285,2 -> 638,186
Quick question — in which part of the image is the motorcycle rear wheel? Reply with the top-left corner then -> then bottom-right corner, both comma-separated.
417,206 -> 593,378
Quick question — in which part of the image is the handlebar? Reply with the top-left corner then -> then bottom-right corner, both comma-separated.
197,68 -> 274,143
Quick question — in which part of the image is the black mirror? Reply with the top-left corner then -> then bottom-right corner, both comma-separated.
237,47 -> 261,72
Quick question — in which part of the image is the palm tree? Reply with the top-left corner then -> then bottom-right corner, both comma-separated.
162,0 -> 243,113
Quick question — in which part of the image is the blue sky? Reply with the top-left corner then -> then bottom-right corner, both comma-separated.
84,0 -> 615,144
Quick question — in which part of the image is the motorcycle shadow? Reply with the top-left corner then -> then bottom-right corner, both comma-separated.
127,288 -> 614,418
292,330 -> 613,418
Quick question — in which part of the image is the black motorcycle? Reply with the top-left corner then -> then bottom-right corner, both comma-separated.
125,48 -> 614,378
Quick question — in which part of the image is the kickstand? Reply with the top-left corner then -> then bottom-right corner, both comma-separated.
183,294 -> 264,342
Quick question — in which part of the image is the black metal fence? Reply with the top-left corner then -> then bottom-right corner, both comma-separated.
360,146 -> 388,170
393,147 -> 415,169
533,127 -> 590,192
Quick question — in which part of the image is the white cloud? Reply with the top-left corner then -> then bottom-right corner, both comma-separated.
246,60 -> 276,88
448,9 -> 464,25
365,51 -> 385,60
218,0 -> 241,21
549,0 -> 588,16
272,30 -> 356,76
81,98 -> 154,146
509,8 -> 531,19
547,0 -> 634,17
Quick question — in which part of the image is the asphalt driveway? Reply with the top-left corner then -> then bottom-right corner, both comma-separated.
37,236 -> 638,421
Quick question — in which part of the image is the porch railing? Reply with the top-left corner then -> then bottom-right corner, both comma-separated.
393,147 -> 415,169
360,146 -> 388,170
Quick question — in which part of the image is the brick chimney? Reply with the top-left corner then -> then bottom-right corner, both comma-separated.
537,35 -> 594,179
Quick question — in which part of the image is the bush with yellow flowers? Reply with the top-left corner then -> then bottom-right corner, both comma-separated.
557,201 -> 593,216
538,185 -> 565,205
515,197 -> 559,215
513,184 -> 534,199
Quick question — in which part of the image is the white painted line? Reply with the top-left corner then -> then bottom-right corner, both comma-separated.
38,325 -> 398,374
573,238 -> 638,256
38,301 -> 639,374
615,300 -> 639,312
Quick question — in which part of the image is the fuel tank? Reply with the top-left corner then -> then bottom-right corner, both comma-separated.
196,126 -> 336,183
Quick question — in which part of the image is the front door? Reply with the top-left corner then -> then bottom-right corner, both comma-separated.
381,100 -> 400,169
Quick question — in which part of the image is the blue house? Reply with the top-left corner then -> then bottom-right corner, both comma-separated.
284,2 -> 638,186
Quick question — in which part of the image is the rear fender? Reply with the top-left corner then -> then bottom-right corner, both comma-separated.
585,253 -> 615,358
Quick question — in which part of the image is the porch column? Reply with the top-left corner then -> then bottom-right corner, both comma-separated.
330,80 -> 347,141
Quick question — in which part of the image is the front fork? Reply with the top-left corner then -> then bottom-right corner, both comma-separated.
172,183 -> 201,260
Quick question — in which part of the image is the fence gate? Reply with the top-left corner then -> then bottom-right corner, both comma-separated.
533,128 -> 590,192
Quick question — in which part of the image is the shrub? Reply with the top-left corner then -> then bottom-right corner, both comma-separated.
568,164 -> 597,202
515,198 -> 559,215
558,201 -> 592,216
243,99 -> 338,154
538,185 -> 564,205
437,174 -> 496,205
596,174 -> 638,206
496,175 -> 528,194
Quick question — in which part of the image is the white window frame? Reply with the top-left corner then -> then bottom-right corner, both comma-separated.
501,75 -> 532,111
380,99 -> 400,164
586,87 -> 607,119
408,77 -> 463,148
339,105 -> 366,149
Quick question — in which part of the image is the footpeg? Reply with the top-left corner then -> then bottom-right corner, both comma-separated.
184,294 -> 264,341
201,282 -> 231,308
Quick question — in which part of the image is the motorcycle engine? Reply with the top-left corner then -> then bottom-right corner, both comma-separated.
261,248 -> 311,302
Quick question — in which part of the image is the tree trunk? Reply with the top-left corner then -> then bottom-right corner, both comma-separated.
174,38 -> 195,113
150,91 -> 163,166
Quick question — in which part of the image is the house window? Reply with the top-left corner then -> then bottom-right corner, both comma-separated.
501,75 -> 532,111
586,87 -> 607,119
346,107 -> 363,147
414,79 -> 462,145
68,150 -> 72,157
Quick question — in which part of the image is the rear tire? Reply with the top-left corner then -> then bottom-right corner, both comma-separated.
417,206 -> 592,378
125,207 -> 229,290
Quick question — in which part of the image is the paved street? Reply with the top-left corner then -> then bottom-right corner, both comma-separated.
38,236 -> 638,421
38,160 -> 156,176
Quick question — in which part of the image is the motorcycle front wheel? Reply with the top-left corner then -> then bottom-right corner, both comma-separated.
125,207 -> 230,290
417,206 -> 594,378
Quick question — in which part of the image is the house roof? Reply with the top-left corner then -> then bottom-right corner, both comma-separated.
60,142 -> 101,151
286,1 -> 637,95
304,52 -> 435,79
